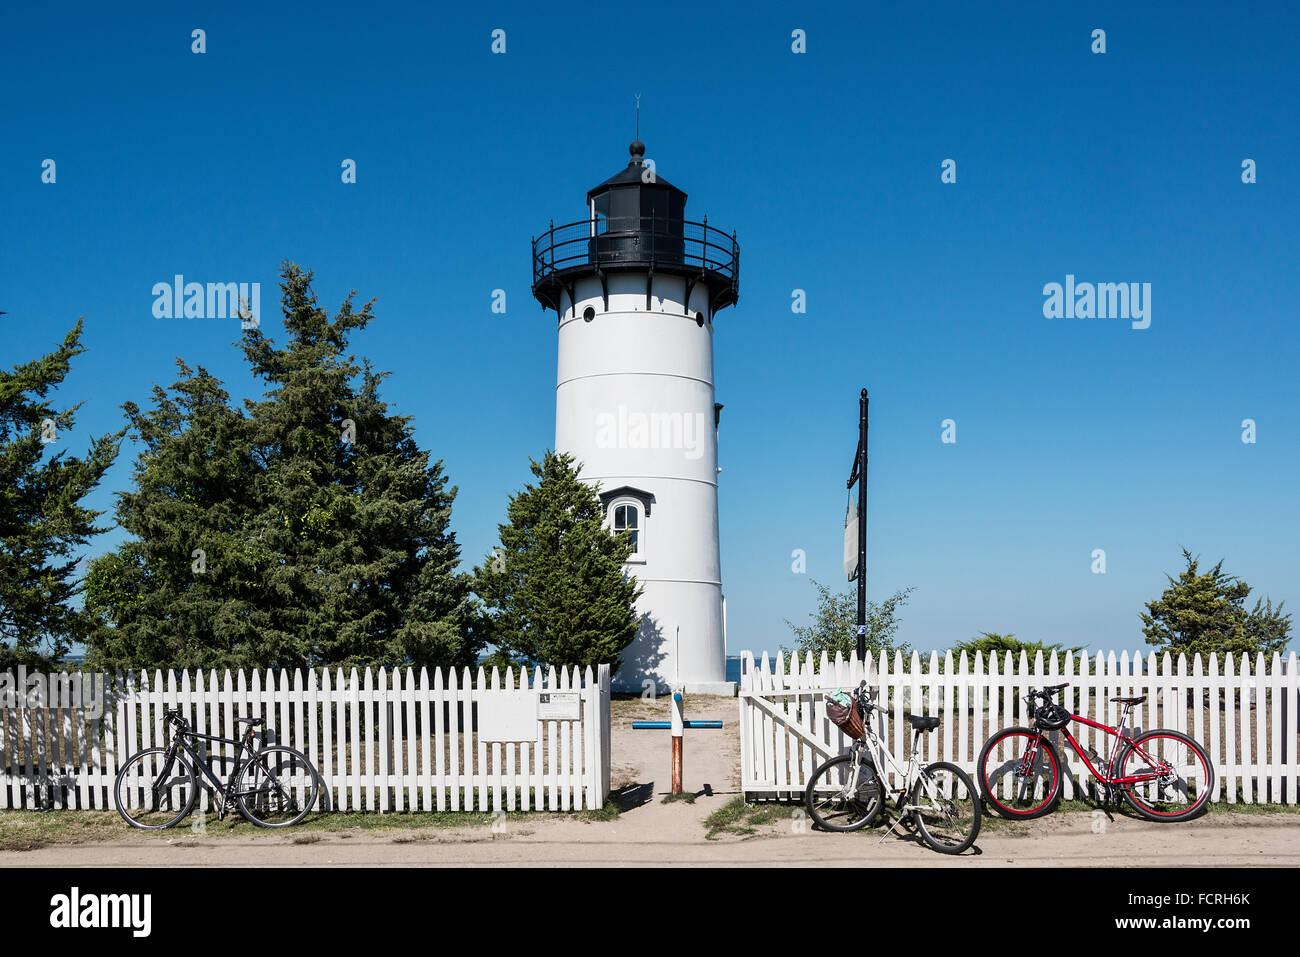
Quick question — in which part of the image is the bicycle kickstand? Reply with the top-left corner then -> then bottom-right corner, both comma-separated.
876,792 -> 911,845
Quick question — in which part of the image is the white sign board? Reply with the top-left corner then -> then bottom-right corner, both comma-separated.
538,691 -> 581,721
477,691 -> 540,742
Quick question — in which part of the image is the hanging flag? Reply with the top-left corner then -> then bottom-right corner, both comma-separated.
844,491 -> 859,581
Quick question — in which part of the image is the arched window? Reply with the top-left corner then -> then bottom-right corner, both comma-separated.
599,487 -> 653,564
612,502 -> 641,560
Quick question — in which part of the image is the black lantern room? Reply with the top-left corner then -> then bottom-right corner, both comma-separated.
531,142 -> 739,317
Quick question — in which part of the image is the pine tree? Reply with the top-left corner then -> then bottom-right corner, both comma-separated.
237,264 -> 477,669
473,451 -> 641,671
0,319 -> 122,667
86,263 -> 478,671
85,362 -> 263,670
953,633 -> 1085,659
1141,547 -> 1291,661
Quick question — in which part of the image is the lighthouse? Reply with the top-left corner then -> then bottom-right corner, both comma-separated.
531,141 -> 740,695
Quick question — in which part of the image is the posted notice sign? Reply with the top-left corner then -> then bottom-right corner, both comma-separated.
538,692 -> 581,721
477,691 -> 584,742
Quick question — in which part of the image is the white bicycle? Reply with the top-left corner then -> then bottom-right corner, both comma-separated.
804,680 -> 981,854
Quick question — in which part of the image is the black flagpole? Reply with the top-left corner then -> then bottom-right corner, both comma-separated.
846,389 -> 869,663
856,389 -> 868,662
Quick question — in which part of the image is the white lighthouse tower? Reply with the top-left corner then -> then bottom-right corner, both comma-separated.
531,140 -> 740,695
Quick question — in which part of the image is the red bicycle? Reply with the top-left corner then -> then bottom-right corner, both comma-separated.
977,683 -> 1214,822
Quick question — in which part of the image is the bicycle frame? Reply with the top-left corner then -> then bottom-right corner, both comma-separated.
842,701 -> 946,814
172,728 -> 261,795
1025,701 -> 1171,788
163,725 -> 262,817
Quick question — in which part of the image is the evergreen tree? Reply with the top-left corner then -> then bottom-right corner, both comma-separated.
473,451 -> 641,671
86,263 -> 478,671
783,580 -> 914,661
84,362 -> 263,670
0,319 -> 122,667
1141,548 -> 1291,661
953,632 -> 1085,659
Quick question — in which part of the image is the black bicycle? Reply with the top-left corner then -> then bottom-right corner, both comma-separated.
114,708 -> 320,829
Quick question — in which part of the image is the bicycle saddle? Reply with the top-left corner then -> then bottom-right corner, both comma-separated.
234,716 -> 266,725
1110,696 -> 1146,705
904,713 -> 941,732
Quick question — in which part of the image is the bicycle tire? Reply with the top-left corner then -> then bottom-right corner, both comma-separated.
235,746 -> 320,827
114,747 -> 198,829
1117,729 -> 1215,822
977,726 -> 1062,819
910,761 -> 981,855
804,753 -> 883,832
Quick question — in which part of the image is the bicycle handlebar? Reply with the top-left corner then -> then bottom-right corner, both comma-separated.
854,681 -> 879,712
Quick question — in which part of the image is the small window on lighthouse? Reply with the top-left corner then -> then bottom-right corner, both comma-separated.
612,502 -> 642,561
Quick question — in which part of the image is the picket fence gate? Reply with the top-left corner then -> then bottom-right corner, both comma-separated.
739,649 -> 1299,805
0,664 -> 611,814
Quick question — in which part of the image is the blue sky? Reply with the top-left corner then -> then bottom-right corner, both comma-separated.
3,2 -> 1296,657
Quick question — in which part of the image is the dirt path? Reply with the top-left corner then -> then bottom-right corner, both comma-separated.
4,695 -> 1298,867
12,812 -> 1295,867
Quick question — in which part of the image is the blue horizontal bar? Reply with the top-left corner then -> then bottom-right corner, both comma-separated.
683,721 -> 723,728
631,721 -> 723,730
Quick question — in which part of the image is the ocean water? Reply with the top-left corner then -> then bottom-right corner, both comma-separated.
726,656 -> 748,683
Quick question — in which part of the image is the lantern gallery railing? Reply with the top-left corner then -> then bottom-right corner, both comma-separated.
531,215 -> 739,304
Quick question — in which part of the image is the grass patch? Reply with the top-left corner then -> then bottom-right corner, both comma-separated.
1201,797 -> 1300,816
288,811 -> 496,832
703,796 -> 792,840
0,811 -> 125,852
0,799 -> 621,851
661,791 -> 696,805
974,796 -> 1300,836
974,810 -> 1032,836
575,802 -> 621,822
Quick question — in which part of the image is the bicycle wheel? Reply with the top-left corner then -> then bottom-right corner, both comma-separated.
911,761 -> 981,854
977,727 -> 1061,819
804,753 -> 884,832
235,746 -> 320,827
1117,730 -> 1214,822
114,747 -> 198,829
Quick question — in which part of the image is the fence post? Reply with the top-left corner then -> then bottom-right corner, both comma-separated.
0,669 -> 10,810
595,664 -> 611,807
1285,653 -> 1297,805
18,664 -> 34,809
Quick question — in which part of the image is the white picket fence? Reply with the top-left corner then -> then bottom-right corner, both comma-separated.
739,649 -> 1299,804
0,664 -> 611,813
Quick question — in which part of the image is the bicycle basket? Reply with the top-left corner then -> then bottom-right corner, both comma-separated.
826,690 -> 866,740
1034,702 -> 1071,731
